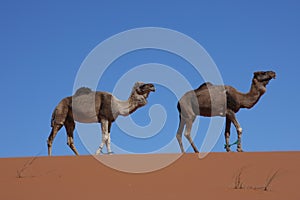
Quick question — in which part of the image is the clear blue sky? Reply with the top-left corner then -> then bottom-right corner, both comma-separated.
0,0 -> 299,157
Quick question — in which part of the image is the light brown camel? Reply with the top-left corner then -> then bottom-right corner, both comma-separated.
176,71 -> 276,153
47,82 -> 155,156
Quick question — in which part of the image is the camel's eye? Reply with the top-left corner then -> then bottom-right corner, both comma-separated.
139,84 -> 147,91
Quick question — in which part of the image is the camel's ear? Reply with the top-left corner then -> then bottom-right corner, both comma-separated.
134,82 -> 144,93
134,82 -> 144,87
253,71 -> 265,78
253,72 -> 260,77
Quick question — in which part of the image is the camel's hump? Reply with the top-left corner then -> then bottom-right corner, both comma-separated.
195,82 -> 213,90
74,87 -> 93,96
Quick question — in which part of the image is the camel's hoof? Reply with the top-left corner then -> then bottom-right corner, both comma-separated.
96,151 -> 114,155
237,149 -> 244,152
224,145 -> 231,152
95,149 -> 103,155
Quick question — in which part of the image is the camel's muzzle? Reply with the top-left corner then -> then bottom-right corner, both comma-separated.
146,83 -> 155,92
150,86 -> 156,92
271,72 -> 276,79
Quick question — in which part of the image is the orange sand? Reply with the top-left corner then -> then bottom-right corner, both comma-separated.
0,152 -> 299,200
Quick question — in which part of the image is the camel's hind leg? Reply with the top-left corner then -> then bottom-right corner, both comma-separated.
176,116 -> 185,153
184,118 -> 199,153
65,119 -> 79,156
47,124 -> 63,156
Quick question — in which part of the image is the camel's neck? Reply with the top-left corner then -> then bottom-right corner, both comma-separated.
237,79 -> 265,109
117,98 -> 138,116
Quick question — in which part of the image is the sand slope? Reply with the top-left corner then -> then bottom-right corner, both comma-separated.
0,152 -> 299,200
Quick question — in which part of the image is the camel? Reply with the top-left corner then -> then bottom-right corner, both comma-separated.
47,82 -> 155,156
176,71 -> 276,153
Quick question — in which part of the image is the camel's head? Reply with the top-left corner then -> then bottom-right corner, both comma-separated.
136,82 -> 156,95
253,71 -> 276,93
131,82 -> 156,106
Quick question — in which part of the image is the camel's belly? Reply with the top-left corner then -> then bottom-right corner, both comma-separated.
199,107 -> 226,117
73,113 -> 98,123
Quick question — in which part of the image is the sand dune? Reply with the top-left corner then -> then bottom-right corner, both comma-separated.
1,152 -> 299,200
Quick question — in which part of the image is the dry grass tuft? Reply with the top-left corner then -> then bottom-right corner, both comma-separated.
233,167 -> 280,192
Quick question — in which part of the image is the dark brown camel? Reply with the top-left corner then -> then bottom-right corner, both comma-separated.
176,71 -> 276,153
47,82 -> 155,156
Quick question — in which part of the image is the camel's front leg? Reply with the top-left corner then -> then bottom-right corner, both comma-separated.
224,117 -> 232,152
226,110 -> 243,152
96,120 -> 112,155
105,121 -> 112,154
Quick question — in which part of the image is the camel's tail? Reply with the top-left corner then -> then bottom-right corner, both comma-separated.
176,102 -> 186,153
50,108 -> 57,127
177,102 -> 181,113
176,102 -> 185,134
